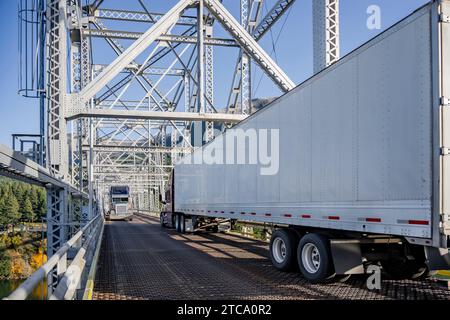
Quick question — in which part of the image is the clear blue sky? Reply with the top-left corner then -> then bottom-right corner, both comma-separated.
0,0 -> 430,146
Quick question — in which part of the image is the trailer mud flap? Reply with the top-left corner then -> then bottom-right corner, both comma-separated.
425,246 -> 450,270
330,241 -> 364,275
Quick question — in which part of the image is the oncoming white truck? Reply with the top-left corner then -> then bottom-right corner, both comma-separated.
105,186 -> 133,221
160,0 -> 450,283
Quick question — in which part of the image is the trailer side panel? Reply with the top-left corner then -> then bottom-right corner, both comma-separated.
175,4 -> 436,239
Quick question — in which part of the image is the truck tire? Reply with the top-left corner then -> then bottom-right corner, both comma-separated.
297,233 -> 334,283
160,213 -> 165,227
179,214 -> 186,234
175,214 -> 181,232
269,229 -> 299,271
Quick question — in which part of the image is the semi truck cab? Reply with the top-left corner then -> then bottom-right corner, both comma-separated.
106,186 -> 133,221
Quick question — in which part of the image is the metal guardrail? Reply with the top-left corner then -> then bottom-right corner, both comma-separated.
4,214 -> 103,300
82,218 -> 105,300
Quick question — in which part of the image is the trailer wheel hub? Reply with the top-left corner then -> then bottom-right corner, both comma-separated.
302,243 -> 321,274
272,237 -> 287,263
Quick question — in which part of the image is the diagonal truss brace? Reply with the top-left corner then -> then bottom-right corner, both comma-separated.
252,0 -> 296,41
227,0 -> 296,114
79,0 -> 195,103
79,0 -> 294,106
203,0 -> 295,92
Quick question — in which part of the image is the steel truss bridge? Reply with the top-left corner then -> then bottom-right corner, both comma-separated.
2,0 -> 340,299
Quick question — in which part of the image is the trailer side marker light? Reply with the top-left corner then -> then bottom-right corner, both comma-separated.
301,215 -> 311,219
284,214 -> 292,218
230,211 -> 235,214
328,216 -> 340,220
265,213 -> 272,217
207,210 -> 211,213
408,220 -> 429,225
250,212 -> 256,216
366,218 -> 381,223
240,212 -> 246,215
221,211 -> 225,214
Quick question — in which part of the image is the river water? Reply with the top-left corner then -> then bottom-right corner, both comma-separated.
0,279 -> 47,300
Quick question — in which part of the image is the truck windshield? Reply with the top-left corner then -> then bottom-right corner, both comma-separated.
111,186 -> 129,195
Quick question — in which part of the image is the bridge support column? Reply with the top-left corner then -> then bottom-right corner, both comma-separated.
313,0 -> 340,73
46,186 -> 68,296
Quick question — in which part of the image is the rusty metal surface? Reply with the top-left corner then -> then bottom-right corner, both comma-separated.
93,215 -> 450,300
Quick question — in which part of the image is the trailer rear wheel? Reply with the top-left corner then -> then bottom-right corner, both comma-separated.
179,214 -> 186,234
269,229 -> 299,271
174,214 -> 180,232
297,233 -> 334,283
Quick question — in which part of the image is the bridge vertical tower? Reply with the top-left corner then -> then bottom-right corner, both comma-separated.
45,0 -> 70,295
46,0 -> 68,248
47,0 -> 69,179
313,0 -> 340,73
205,24 -> 215,142
240,0 -> 251,116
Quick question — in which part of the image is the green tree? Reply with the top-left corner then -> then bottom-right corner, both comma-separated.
17,187 -> 27,222
23,198 -> 35,223
0,253 -> 11,279
4,193 -> 21,230
29,187 -> 39,214
0,197 -> 6,226
36,190 -> 46,220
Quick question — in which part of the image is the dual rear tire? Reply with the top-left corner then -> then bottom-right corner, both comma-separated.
269,229 -> 334,283
269,229 -> 298,271
174,213 -> 185,233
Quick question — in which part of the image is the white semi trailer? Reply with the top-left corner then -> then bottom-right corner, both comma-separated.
160,0 -> 450,282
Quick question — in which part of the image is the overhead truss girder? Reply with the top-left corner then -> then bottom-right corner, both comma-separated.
93,8 -> 197,25
83,29 -> 238,47
67,109 -> 246,122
